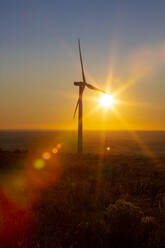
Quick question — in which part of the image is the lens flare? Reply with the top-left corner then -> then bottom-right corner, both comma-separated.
56,143 -> 62,149
100,94 -> 114,108
34,159 -> 45,170
106,146 -> 111,151
42,152 -> 51,160
52,148 -> 58,154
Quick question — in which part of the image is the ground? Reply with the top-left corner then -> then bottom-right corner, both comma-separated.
0,150 -> 165,247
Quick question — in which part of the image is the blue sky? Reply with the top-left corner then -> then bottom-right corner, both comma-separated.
0,0 -> 165,129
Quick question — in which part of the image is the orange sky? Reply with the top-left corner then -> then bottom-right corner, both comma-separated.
0,1 -> 165,130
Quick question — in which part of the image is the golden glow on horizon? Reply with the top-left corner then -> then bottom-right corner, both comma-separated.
1,39 -> 165,131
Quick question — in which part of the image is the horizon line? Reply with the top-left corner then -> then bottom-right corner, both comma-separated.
0,129 -> 165,132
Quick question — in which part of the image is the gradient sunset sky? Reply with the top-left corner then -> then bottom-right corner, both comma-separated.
0,0 -> 165,130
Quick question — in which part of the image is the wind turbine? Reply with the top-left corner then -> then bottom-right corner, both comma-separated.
74,39 -> 107,154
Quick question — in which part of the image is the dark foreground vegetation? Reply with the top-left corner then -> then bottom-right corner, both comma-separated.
0,150 -> 165,247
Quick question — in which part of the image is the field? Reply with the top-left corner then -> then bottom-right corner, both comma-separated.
0,150 -> 165,247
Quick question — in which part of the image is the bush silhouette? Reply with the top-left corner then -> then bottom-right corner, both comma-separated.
105,199 -> 144,247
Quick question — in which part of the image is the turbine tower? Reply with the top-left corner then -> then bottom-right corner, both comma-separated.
74,40 -> 106,154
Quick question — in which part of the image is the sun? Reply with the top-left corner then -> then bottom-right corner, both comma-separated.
100,94 -> 114,108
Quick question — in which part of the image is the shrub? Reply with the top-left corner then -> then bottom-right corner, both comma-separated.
105,199 -> 144,248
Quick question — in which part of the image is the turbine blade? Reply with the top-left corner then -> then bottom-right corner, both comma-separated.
78,39 -> 86,82
73,86 -> 85,119
81,85 -> 85,94
73,98 -> 80,119
85,83 -> 106,94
